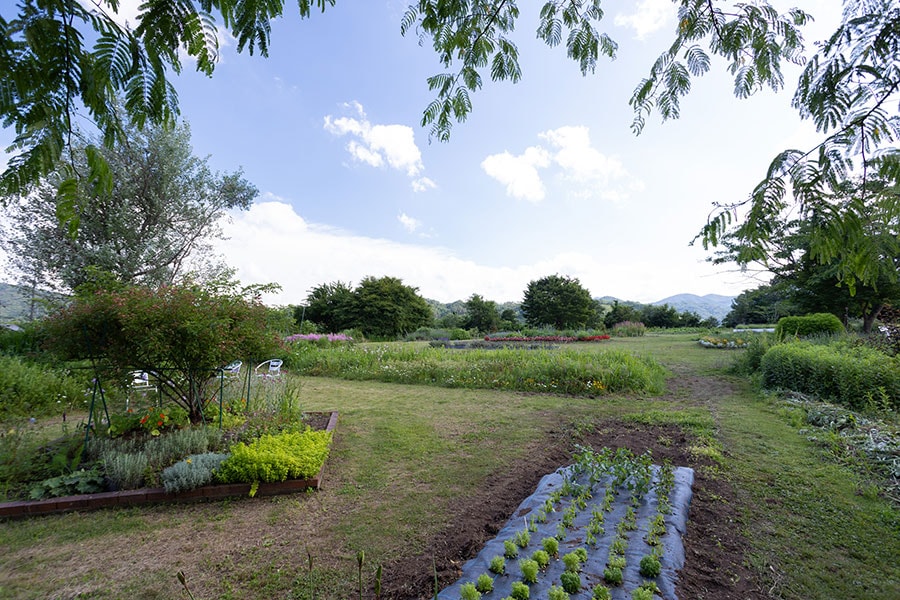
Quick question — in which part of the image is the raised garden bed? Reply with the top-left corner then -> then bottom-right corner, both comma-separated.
0,410 -> 338,519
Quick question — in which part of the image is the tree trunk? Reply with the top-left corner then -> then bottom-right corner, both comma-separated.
862,303 -> 884,334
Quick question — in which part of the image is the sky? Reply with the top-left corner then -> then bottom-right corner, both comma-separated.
0,1 -> 842,306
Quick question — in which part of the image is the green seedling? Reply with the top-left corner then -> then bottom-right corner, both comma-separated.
531,549 -> 550,569
560,570 -> 581,594
542,536 -> 559,557
504,540 -> 519,559
489,555 -> 506,575
592,584 -> 612,600
475,573 -> 494,594
459,582 -> 481,600
510,581 -> 530,600
548,585 -> 570,600
639,554 -> 662,578
518,559 -> 539,584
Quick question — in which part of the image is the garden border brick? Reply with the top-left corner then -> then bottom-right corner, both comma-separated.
0,411 -> 338,520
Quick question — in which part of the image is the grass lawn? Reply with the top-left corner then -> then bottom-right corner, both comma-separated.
1,333 -> 897,599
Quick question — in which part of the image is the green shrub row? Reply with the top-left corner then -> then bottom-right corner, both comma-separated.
760,342 -> 900,410
216,429 -> 332,484
0,355 -> 85,418
286,344 -> 667,395
775,313 -> 844,340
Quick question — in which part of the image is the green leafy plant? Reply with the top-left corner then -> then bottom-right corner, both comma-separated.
603,566 -> 623,586
475,573 -> 493,594
29,468 -> 106,499
514,529 -> 530,548
607,556 -> 626,570
518,559 -> 539,584
541,537 -> 559,557
631,589 -> 653,600
530,550 -> 549,569
560,570 -> 581,594
459,582 -> 482,600
510,581 -> 530,600
489,555 -> 506,575
547,585 -> 569,600
592,585 -> 612,600
639,554 -> 662,578
504,540 -> 519,558
561,552 -> 582,572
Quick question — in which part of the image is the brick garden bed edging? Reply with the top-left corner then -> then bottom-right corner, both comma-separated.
0,411 -> 338,519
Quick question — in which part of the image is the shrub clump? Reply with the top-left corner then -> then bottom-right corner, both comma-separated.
760,342 -> 900,410
775,313 -> 844,340
215,429 -> 332,484
161,452 -> 229,493
0,355 -> 84,419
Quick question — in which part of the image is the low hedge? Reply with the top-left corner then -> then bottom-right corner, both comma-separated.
760,342 -> 900,410
775,313 -> 844,340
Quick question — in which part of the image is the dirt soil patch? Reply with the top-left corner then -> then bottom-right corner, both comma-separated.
381,378 -> 764,600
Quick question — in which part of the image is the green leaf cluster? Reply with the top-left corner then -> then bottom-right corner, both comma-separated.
215,429 -> 332,484
760,341 -> 900,410
29,467 -> 105,500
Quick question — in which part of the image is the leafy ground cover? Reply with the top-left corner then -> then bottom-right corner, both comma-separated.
0,334 -> 897,599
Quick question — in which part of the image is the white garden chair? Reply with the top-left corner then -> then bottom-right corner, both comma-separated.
255,358 -> 283,378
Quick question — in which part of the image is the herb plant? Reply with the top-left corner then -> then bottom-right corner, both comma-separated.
548,585 -> 570,600
459,582 -> 481,600
510,581 -> 530,600
518,559 -> 539,584
560,570 -> 581,594
475,574 -> 494,594
541,537 -> 559,557
592,585 -> 612,600
504,540 -> 519,559
603,566 -> 623,586
531,550 -> 550,569
639,554 -> 662,578
489,555 -> 506,575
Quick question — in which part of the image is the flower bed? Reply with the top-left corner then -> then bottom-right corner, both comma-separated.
698,336 -> 750,349
484,335 -> 611,343
0,411 -> 338,519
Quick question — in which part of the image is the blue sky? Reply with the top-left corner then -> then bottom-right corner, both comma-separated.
1,1 -> 841,305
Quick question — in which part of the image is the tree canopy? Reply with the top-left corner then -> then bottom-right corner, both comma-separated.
2,1 -> 898,287
302,276 -> 432,339
521,274 -> 598,329
0,118 -> 255,293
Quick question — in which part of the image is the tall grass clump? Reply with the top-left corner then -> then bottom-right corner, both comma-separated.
0,355 -> 85,418
760,341 -> 900,410
288,344 -> 666,395
611,321 -> 646,337
729,333 -> 777,375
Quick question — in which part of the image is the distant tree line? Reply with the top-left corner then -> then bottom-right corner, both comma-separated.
297,274 -> 720,339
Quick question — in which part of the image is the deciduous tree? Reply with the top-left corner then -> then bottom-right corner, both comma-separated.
521,275 -> 598,329
352,276 -> 433,339
0,119 -> 256,293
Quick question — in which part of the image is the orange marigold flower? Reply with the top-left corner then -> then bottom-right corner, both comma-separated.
157,420 -> 163,426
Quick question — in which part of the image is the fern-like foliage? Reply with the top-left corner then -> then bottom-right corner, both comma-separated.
0,0 -> 335,214
700,0 -> 900,292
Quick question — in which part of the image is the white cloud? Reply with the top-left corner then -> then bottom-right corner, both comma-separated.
480,147 -> 551,203
215,201 -> 756,306
482,126 -> 641,203
412,177 -> 437,193
324,102 -> 432,183
539,126 -> 627,184
614,0 -> 676,39
397,212 -> 421,233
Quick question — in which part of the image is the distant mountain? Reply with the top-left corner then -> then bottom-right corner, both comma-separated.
652,293 -> 734,321
0,282 -> 66,323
